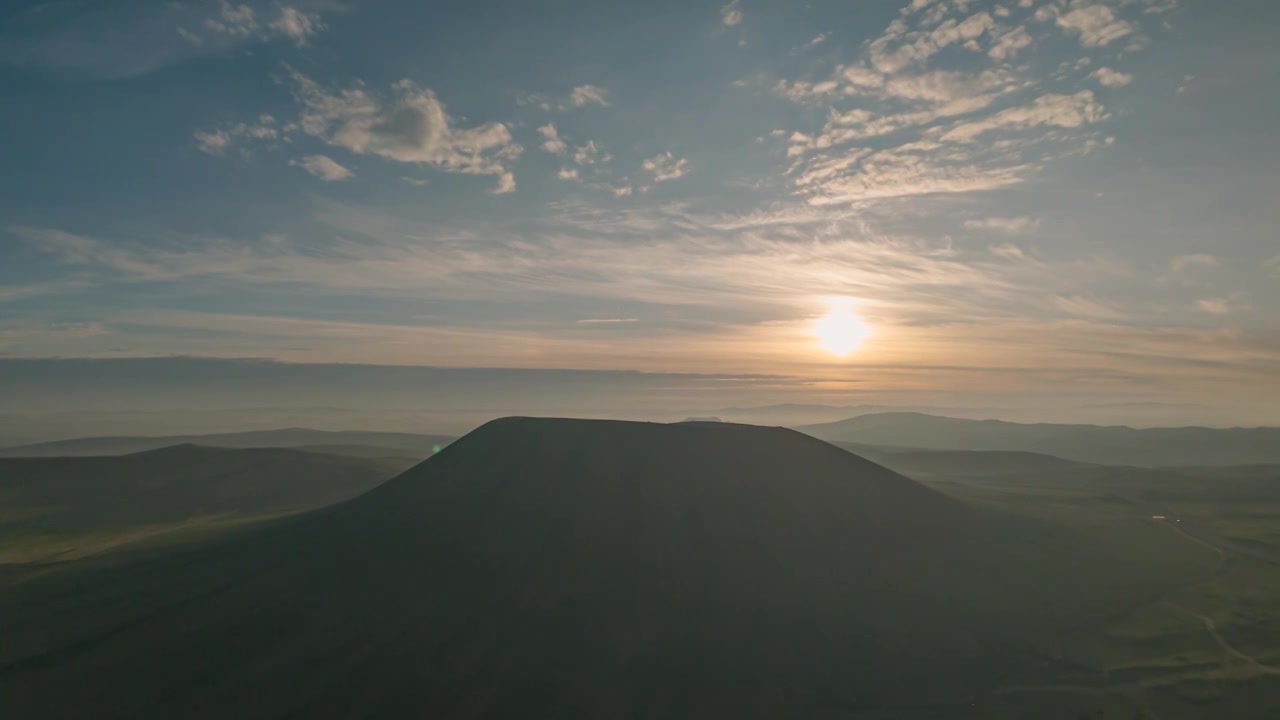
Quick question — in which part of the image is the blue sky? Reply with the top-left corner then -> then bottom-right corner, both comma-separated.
1,0 -> 1278,427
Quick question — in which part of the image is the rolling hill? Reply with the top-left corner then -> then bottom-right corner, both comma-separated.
0,418 -> 1207,718
0,428 -> 454,458
0,445 -> 409,565
798,412 -> 1280,466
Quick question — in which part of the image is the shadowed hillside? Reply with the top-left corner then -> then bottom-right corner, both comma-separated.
799,412 -> 1280,466
0,418 -> 1205,718
0,428 -> 454,458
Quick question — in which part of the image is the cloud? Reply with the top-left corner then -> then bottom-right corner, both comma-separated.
766,0 -> 1166,207
573,141 -> 608,166
721,0 -> 743,27
492,173 -> 517,195
783,87 -> 1108,208
194,128 -> 234,155
204,2 -> 257,36
966,217 -> 1040,234
1139,0 -> 1179,13
290,154 -> 353,181
537,124 -> 568,154
798,142 -> 1032,205
204,1 -> 324,47
557,168 -> 580,181
1170,254 -> 1217,273
569,85 -> 609,108
641,152 -> 689,183
987,26 -> 1033,61
288,71 -> 522,193
577,318 -> 640,324
0,279 -> 94,302
868,10 -> 996,74
269,7 -> 323,44
989,243 -> 1026,259
1196,298 -> 1232,314
193,115 -> 285,155
940,91 -> 1106,142
522,87 -> 610,112
800,34 -> 828,50
9,227 -> 163,278
1093,67 -> 1134,87
1056,2 -> 1135,47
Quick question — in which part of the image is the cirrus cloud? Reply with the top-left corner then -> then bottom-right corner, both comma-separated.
290,154 -> 353,181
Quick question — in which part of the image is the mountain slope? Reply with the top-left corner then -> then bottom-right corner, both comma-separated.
0,418 -> 1186,718
0,428 -> 454,458
799,412 -> 1280,466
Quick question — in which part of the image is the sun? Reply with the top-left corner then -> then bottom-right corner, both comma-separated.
812,302 -> 871,357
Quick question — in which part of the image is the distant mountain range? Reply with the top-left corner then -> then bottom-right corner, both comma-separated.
709,403 -> 1014,426
798,412 -> 1280,466
0,428 -> 455,458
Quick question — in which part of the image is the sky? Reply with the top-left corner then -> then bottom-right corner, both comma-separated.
1,0 -> 1278,434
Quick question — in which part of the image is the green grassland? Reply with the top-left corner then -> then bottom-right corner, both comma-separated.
910,459 -> 1280,717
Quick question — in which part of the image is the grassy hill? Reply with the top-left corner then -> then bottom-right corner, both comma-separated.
799,412 -> 1280,466
0,428 -> 455,458
0,418 -> 1215,718
0,445 -> 408,565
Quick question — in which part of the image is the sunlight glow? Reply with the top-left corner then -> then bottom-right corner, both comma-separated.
812,301 -> 871,357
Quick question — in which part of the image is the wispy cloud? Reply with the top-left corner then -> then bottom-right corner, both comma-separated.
204,2 -> 324,46
268,6 -> 324,44
7,203 -> 1274,400
939,91 -> 1106,142
988,26 -> 1033,61
537,124 -> 568,154
798,34 -> 829,51
641,152 -> 689,184
1169,253 -> 1218,273
1093,67 -> 1134,87
1196,298 -> 1230,314
764,0 -> 1166,207
194,115 -> 284,155
720,0 -> 743,27
290,154 -> 353,181
0,0 -> 334,77
966,216 -> 1040,234
1054,2 -> 1135,47
569,85 -> 610,108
